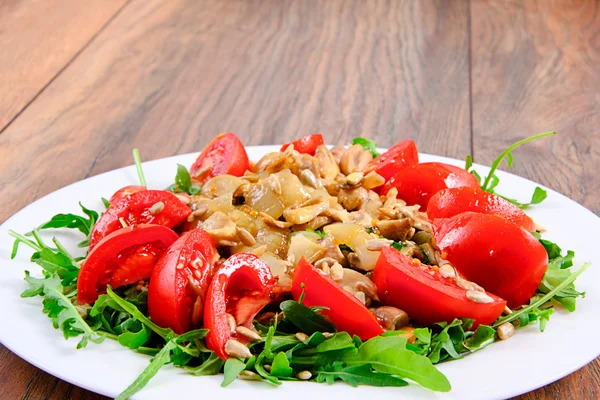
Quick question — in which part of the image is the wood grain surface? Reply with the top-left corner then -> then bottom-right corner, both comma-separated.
0,0 -> 128,131
0,0 -> 598,399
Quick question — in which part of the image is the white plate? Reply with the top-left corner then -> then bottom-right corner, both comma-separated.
0,146 -> 598,400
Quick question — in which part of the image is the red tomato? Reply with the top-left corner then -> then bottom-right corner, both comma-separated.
89,190 -> 191,249
77,224 -> 178,305
189,133 -> 250,183
372,246 -> 506,327
280,134 -> 324,156
108,185 -> 146,205
433,212 -> 548,308
292,258 -> 384,340
205,253 -> 275,360
381,162 -> 480,209
366,140 -> 419,181
427,187 -> 536,232
148,229 -> 219,334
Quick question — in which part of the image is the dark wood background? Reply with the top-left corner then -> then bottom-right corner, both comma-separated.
1,0 -> 598,398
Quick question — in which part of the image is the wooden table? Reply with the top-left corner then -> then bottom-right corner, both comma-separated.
1,0 -> 598,398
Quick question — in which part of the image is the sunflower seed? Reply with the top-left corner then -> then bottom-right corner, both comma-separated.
149,201 -> 165,215
225,339 -> 252,359
346,172 -> 364,186
456,276 -> 484,292
466,290 -> 494,304
322,332 -> 334,339
438,263 -> 456,279
263,364 -> 272,372
497,322 -> 515,340
295,332 -> 309,343
296,370 -> 312,380
330,262 -> 344,281
365,238 -> 394,251
226,313 -> 237,334
238,370 -> 262,380
236,326 -> 262,342
236,227 -> 256,246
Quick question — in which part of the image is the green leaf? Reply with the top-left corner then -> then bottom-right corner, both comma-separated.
186,352 -> 224,376
132,148 -> 147,187
106,287 -> 173,339
391,242 -> 405,251
169,164 -> 201,195
464,325 -> 495,351
316,332 -> 355,353
352,138 -> 380,158
222,358 -> 247,387
118,324 -> 152,349
280,300 -> 336,335
270,352 -> 294,378
352,336 -> 451,392
116,340 -> 176,400
101,197 -> 111,209
316,363 -> 408,387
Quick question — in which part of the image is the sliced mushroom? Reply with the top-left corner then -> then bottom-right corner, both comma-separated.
349,210 -> 374,228
376,219 -> 413,242
337,268 -> 379,305
362,171 -> 385,190
202,211 -> 238,246
314,145 -> 340,180
369,306 -> 409,331
338,186 -> 369,211
283,202 -> 329,225
292,215 -> 334,232
339,145 -> 372,175
201,175 -> 245,199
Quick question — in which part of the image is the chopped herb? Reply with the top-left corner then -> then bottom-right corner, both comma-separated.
352,138 -> 380,158
167,164 -> 201,195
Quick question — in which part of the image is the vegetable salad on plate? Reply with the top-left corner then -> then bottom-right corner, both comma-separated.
9,132 -> 589,399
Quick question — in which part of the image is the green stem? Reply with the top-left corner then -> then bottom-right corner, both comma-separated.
481,132 -> 556,190
8,230 -> 41,252
493,262 -> 590,327
132,148 -> 147,187
52,237 -> 78,265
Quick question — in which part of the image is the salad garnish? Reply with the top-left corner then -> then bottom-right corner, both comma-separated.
8,132 -> 589,399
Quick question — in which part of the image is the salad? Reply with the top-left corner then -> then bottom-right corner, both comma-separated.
8,132 -> 589,399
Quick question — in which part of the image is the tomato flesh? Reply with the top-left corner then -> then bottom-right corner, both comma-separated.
190,133 -> 250,183
372,246 -> 506,327
205,253 -> 275,360
148,229 -> 219,334
108,185 -> 146,205
89,190 -> 191,249
292,258 -> 384,340
77,224 -> 179,305
381,162 -> 480,209
433,212 -> 548,308
366,140 -> 419,181
280,134 -> 325,156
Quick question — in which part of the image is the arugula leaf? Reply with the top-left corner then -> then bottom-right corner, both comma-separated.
186,352 -> 224,376
349,336 -> 451,392
280,300 -> 336,334
316,363 -> 408,387
464,325 -> 495,351
132,148 -> 147,187
117,324 -> 152,349
167,164 -> 201,195
466,132 -> 555,208
270,352 -> 294,378
101,197 -> 111,209
116,340 -> 176,400
221,358 -> 247,387
352,138 -> 380,158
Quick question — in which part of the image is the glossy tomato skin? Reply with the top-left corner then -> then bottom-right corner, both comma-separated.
280,134 -> 325,156
433,212 -> 548,308
108,185 -> 146,205
205,253 -> 275,360
366,140 -> 419,181
427,187 -> 536,232
372,246 -> 506,327
148,229 -> 219,334
381,162 -> 480,209
292,258 -> 384,340
190,133 -> 250,183
77,224 -> 179,305
89,190 -> 191,249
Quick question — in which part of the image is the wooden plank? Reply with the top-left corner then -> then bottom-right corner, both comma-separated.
0,0 -> 471,225
0,0 -> 127,131
470,1 -> 600,399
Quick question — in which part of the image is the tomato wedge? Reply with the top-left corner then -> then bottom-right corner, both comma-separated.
380,162 -> 480,209
190,133 -> 250,183
433,212 -> 548,308
280,134 -> 325,156
292,257 -> 384,340
427,187 -> 536,232
366,140 -> 419,181
89,190 -> 191,249
205,253 -> 275,360
148,229 -> 219,334
372,246 -> 506,327
108,185 -> 146,205
77,224 -> 178,305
